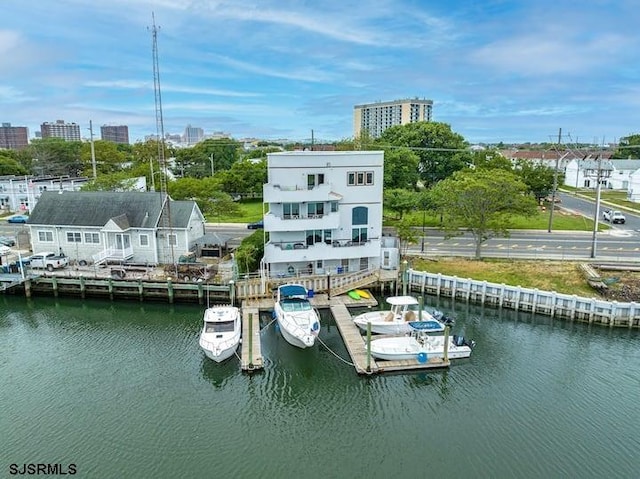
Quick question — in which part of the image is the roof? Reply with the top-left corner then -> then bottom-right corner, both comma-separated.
28,191 -> 197,228
609,160 -> 640,171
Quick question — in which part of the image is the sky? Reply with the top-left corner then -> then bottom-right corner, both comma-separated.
1,0 -> 639,146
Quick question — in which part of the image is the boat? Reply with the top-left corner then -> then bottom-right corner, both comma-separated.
199,305 -> 242,362
369,327 -> 476,362
352,295 -> 453,335
273,284 -> 321,348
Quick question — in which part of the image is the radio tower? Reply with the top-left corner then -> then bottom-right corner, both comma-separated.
149,13 -> 175,266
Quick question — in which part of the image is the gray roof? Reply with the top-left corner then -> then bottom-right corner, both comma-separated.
610,160 -> 640,171
28,191 -> 198,229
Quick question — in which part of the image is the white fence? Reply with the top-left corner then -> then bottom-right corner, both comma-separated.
406,268 -> 640,329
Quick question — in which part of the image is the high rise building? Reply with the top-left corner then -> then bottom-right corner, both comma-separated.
183,125 -> 204,146
0,122 -> 29,149
100,125 -> 130,144
353,98 -> 433,138
40,120 -> 81,141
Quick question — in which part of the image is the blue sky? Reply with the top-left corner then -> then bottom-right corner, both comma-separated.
2,0 -> 639,145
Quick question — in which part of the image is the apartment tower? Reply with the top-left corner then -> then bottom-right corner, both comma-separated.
353,98 -> 433,138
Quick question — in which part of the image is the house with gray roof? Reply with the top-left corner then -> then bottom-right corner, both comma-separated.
26,191 -> 206,265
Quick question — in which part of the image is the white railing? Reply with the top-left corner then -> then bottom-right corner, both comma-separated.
91,246 -> 134,265
406,268 -> 640,328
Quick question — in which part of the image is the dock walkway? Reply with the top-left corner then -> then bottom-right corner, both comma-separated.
240,304 -> 263,372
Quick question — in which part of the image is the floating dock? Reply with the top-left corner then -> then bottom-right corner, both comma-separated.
240,304 -> 263,372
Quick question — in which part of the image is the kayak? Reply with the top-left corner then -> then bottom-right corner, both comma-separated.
355,289 -> 370,299
347,290 -> 361,300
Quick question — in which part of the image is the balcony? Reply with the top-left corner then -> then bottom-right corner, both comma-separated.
263,237 -> 381,263
263,182 -> 340,203
264,211 -> 340,231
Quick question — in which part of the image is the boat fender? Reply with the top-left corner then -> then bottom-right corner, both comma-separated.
312,322 -> 319,331
275,324 -> 280,333
417,352 -> 428,363
272,310 -> 277,319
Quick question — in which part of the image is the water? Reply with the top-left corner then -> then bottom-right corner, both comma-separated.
2,295 -> 639,478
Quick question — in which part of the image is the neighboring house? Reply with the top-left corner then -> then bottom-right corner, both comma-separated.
27,191 -> 206,265
501,150 -> 575,171
564,158 -> 614,189
628,169 -> 640,202
261,150 -> 398,278
605,160 -> 640,190
0,175 -> 89,212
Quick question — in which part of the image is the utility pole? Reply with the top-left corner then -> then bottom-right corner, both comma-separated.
89,120 -> 97,179
548,127 -> 561,233
310,129 -> 314,151
590,153 -> 604,258
209,153 -> 214,176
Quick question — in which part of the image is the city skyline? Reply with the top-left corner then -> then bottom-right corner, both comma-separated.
2,0 -> 639,145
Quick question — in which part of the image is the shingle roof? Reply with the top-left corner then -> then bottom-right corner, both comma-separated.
28,191 -> 196,228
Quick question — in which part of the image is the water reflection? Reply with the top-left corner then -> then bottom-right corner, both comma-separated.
199,355 -> 238,388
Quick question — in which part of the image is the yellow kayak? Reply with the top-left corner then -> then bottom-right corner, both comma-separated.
355,289 -> 370,299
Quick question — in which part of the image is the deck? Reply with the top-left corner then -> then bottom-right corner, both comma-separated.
240,305 -> 263,372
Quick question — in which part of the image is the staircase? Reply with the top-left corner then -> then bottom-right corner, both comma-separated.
330,269 -> 380,297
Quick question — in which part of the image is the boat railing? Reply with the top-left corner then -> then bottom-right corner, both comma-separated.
200,335 -> 239,351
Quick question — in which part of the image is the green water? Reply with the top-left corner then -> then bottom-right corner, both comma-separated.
1,295 -> 639,478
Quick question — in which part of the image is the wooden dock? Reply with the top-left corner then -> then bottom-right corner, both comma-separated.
329,297 -> 450,375
240,305 -> 263,372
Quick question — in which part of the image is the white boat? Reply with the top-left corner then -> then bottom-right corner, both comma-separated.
369,328 -> 476,362
273,284 -> 321,349
199,305 -> 242,362
353,295 -> 453,335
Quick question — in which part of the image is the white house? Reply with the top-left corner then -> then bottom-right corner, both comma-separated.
0,175 -> 89,212
26,191 -> 206,265
261,151 -> 397,278
564,158 -> 614,189
628,169 -> 640,202
606,160 -> 640,190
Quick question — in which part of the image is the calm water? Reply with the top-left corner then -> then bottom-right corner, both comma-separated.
1,295 -> 639,479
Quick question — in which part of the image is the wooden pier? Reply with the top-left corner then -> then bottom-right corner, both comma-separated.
329,298 -> 450,375
240,305 -> 263,372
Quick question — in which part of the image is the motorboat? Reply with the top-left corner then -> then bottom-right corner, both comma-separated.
353,295 -> 453,335
199,305 -> 242,362
369,327 -> 476,362
273,284 -> 321,349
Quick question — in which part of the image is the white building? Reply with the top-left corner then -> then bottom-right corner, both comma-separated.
261,151 -> 397,278
0,175 -> 89,213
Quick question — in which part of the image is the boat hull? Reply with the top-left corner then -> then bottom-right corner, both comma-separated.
276,316 -> 317,349
369,335 -> 472,361
200,341 -> 239,362
273,284 -> 321,349
353,311 -> 444,335
199,306 -> 241,363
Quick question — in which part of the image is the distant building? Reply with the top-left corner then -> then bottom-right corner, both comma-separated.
183,125 -> 204,146
40,120 -> 81,141
0,122 -> 29,149
353,98 -> 433,138
100,125 -> 130,144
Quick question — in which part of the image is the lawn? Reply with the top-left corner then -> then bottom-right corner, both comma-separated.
211,199 -> 264,223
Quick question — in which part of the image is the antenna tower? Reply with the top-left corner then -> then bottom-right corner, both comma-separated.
149,13 -> 175,266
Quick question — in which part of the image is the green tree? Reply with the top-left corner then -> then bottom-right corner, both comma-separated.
514,160 -> 558,203
383,148 -> 420,189
80,140 -> 127,176
235,230 -> 264,274
384,188 -> 419,220
28,138 -> 83,176
378,122 -> 472,187
0,152 -> 28,175
395,217 -> 418,258
214,158 -> 267,197
472,150 -> 513,171
168,177 -> 240,219
81,172 -> 142,191
430,169 -> 537,259
613,134 -> 640,159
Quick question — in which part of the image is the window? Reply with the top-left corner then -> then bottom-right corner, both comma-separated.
168,234 -> 177,246
84,232 -> 100,244
307,202 -> 324,217
307,174 -> 315,190
66,232 -> 82,243
139,234 -> 149,247
283,203 -> 300,218
38,231 -> 53,242
352,227 -> 368,244
305,229 -> 323,246
352,206 -> 368,225
347,170 -> 374,186
330,201 -> 338,213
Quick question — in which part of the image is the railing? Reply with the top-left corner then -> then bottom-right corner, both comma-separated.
91,246 -> 134,265
406,268 -> 640,328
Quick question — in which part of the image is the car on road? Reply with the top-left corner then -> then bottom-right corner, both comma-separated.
247,219 -> 264,229
7,215 -> 29,224
0,236 -> 16,246
603,209 -> 626,224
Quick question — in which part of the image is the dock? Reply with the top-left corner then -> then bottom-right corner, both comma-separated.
240,305 -> 263,372
329,297 -> 450,375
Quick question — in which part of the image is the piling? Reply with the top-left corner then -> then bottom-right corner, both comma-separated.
366,321 -> 372,373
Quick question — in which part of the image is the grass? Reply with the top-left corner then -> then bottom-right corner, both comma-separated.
408,257 -> 600,297
210,199 -> 264,223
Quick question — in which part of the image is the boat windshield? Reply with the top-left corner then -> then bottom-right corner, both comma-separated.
205,321 -> 236,333
281,298 -> 312,312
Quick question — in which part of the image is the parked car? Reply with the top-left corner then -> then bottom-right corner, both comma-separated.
0,236 -> 16,246
7,215 -> 29,224
30,252 -> 69,271
247,219 -> 264,229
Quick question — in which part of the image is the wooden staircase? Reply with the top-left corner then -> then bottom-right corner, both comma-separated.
330,269 -> 380,297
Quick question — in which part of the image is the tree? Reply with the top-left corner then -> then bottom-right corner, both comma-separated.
0,152 -> 28,175
514,160 -> 557,203
429,169 -> 537,259
214,158 -> 267,197
80,172 -> 142,191
80,140 -> 127,176
378,122 -> 472,187
471,149 -> 513,171
613,134 -> 640,159
168,177 -> 240,219
28,138 -> 83,176
383,148 -> 420,189
235,230 -> 264,274
383,188 -> 418,220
